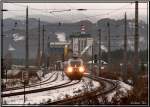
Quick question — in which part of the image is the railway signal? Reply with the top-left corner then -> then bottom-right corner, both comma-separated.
22,71 -> 29,104
94,54 -> 98,64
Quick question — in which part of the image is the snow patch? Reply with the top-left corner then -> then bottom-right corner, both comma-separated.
107,91 -> 116,102
3,73 -> 100,105
106,80 -> 132,102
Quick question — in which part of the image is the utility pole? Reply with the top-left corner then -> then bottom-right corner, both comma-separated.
1,3 -> 4,87
1,4 -> 4,100
22,71 -> 28,104
134,1 -> 139,85
91,44 -> 94,75
24,6 -> 29,104
25,6 -> 29,69
46,36 -> 50,69
1,2 -> 5,104
107,22 -> 111,72
123,12 -> 127,81
24,80 -> 25,104
37,18 -> 41,67
42,25 -> 45,68
1,5 -> 8,80
98,29 -> 101,76
1,3 -> 3,63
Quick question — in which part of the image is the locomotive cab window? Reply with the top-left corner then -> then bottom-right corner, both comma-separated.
70,60 -> 82,67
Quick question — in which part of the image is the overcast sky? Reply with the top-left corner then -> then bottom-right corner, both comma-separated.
3,3 -> 148,23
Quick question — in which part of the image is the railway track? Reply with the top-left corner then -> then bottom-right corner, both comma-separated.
48,75 -> 118,105
2,79 -> 80,97
3,72 -> 58,92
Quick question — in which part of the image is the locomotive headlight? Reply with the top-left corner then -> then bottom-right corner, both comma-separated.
67,66 -> 73,73
79,66 -> 85,73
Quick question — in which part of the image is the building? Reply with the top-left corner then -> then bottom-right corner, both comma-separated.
69,32 -> 93,56
69,24 -> 93,56
48,42 -> 70,61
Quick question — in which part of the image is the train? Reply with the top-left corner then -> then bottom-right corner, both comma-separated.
64,54 -> 86,80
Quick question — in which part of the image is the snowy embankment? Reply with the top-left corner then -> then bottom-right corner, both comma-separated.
106,80 -> 132,102
2,72 -> 100,105
3,71 -> 70,94
3,70 -> 54,89
93,76 -> 133,103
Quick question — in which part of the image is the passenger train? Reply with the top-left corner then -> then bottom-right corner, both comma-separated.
64,55 -> 85,80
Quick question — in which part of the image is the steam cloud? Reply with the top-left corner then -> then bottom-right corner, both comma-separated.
55,32 -> 66,42
8,44 -> 16,51
101,45 -> 108,52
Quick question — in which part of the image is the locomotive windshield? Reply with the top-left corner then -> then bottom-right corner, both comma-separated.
70,60 -> 81,67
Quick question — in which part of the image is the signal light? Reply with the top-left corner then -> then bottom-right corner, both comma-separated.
94,54 -> 98,63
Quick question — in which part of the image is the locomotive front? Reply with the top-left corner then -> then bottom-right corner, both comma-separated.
65,58 -> 85,80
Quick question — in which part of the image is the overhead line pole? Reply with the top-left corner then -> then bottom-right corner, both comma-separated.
24,6 -> 28,104
37,18 -> 41,67
124,12 -> 127,81
1,3 -> 3,63
23,80 -> 25,104
1,1 -> 4,104
25,6 -> 29,69
42,25 -> 45,67
98,29 -> 101,76
42,25 -> 44,56
134,1 -> 139,85
92,44 -> 94,75
107,22 -> 111,72
1,3 -> 8,82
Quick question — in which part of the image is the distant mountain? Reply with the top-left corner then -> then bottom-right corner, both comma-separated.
3,18 -> 48,31
3,18 -> 148,59
9,14 -> 147,23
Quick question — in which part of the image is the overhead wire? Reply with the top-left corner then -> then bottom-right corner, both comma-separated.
3,3 -> 144,24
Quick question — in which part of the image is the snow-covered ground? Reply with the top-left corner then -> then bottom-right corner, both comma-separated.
2,72 -> 133,105
106,80 -> 132,102
3,71 -> 55,89
3,72 -> 70,94
2,72 -> 100,105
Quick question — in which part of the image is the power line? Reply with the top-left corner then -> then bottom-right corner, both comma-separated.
69,3 -> 132,22
4,3 -> 137,23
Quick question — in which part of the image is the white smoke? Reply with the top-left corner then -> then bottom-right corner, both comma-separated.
139,36 -> 145,43
128,40 -> 134,51
101,45 -> 108,52
8,44 -> 16,51
12,33 -> 25,42
55,32 -> 66,42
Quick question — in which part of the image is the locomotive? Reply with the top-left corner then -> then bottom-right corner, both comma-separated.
64,54 -> 85,80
